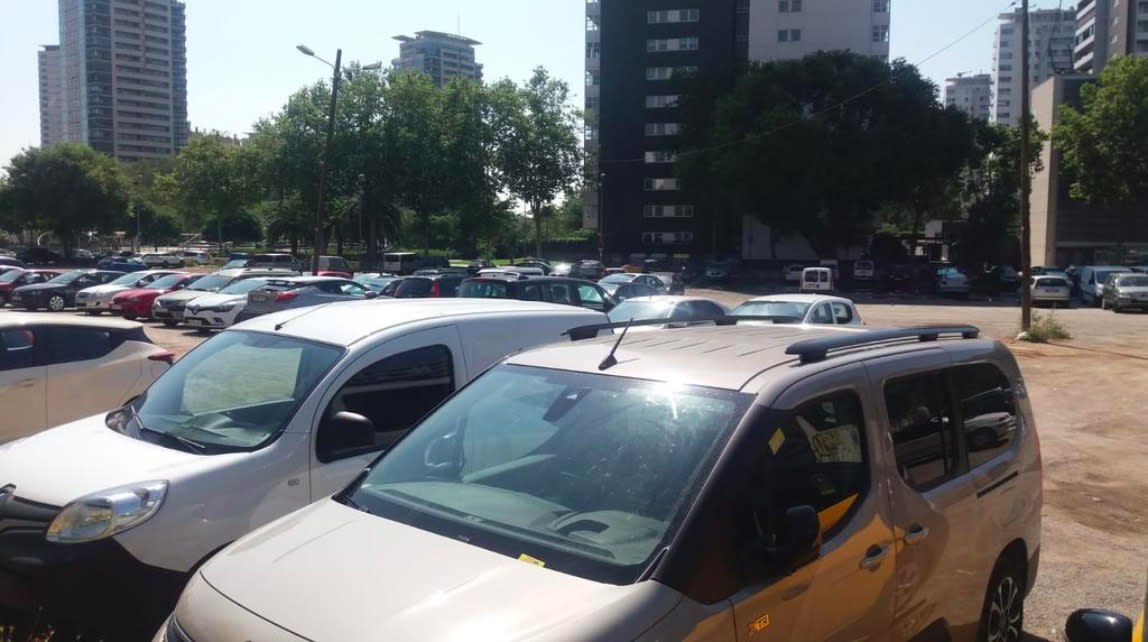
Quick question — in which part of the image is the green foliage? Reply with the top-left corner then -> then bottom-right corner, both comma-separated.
1019,311 -> 1071,343
0,143 -> 131,256
1053,55 -> 1148,206
159,133 -> 255,247
201,209 -> 261,244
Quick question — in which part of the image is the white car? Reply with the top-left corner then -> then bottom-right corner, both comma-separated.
784,264 -> 806,282
854,259 -> 875,280
139,252 -> 186,268
606,295 -> 727,331
800,266 -> 834,292
1031,274 -> 1072,306
732,293 -> 863,326
181,278 -> 271,330
181,250 -> 213,266
935,266 -> 971,297
74,270 -> 182,314
152,268 -> 297,327
0,299 -> 610,638
0,314 -> 171,443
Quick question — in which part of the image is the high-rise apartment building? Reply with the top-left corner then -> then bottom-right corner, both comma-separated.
38,45 -> 64,147
1074,0 -> 1148,74
990,8 -> 1075,127
944,73 -> 992,121
392,31 -> 483,88
51,0 -> 189,162
584,0 -> 890,256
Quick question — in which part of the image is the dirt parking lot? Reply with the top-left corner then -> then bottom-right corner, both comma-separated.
39,290 -> 1148,641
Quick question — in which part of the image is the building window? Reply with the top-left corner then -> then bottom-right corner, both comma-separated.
872,24 -> 890,43
645,94 -> 681,108
778,29 -> 801,42
644,178 -> 679,191
645,150 -> 678,163
779,0 -> 803,11
586,15 -> 599,31
586,70 -> 599,86
998,76 -> 1012,83
999,64 -> 1012,71
647,37 -> 700,52
647,8 -> 700,24
646,66 -> 698,81
872,0 -> 889,12
643,231 -> 695,245
645,122 -> 682,136
644,204 -> 694,217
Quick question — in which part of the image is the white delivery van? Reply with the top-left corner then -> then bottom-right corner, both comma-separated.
1079,265 -> 1126,306
801,266 -> 834,292
0,299 -> 608,638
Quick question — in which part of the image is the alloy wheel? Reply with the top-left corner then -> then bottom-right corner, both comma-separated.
986,575 -> 1022,642
48,295 -> 66,311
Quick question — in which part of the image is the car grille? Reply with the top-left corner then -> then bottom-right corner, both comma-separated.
0,485 -> 58,540
164,617 -> 194,642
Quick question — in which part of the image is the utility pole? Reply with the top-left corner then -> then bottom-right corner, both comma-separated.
598,172 -> 606,263
1019,0 -> 1034,330
313,48 -> 343,274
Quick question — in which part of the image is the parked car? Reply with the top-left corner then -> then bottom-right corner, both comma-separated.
984,264 -> 1021,295
784,264 -> 806,283
1101,272 -> 1148,312
152,268 -> 297,327
167,323 -> 1040,642
606,295 -> 728,330
382,252 -> 448,275
391,272 -> 466,299
0,313 -> 171,443
599,281 -> 659,302
357,275 -> 401,294
459,276 -> 615,312
732,293 -> 863,326
1031,274 -> 1072,307
245,253 -> 301,272
513,260 -> 552,275
179,278 -> 272,330
10,270 -> 125,311
74,270 -> 182,315
550,262 -> 573,277
0,299 -> 609,638
139,252 -> 185,268
935,266 -> 971,297
110,273 -> 203,321
181,250 -> 213,265
1029,265 -> 1067,277
233,277 -> 375,324
466,258 -> 494,274
0,256 -> 27,269
1081,265 -> 1130,306
220,258 -> 251,270
314,255 -> 354,278
705,258 -> 739,282
17,247 -> 64,265
0,269 -> 60,306
599,271 -> 670,294
853,259 -> 876,281
800,266 -> 834,292
573,259 -> 607,281
96,256 -> 147,273
1064,572 -> 1144,642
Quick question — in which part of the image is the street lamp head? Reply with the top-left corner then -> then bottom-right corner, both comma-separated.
296,44 -> 315,57
362,62 -> 383,71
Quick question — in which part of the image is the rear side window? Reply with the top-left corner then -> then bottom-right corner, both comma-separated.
831,302 -> 854,324
459,280 -> 509,298
548,282 -> 575,306
394,278 -> 431,298
577,284 -> 606,310
954,364 -> 1017,469
810,303 -> 833,324
315,281 -> 344,294
884,372 -> 959,489
46,327 -> 122,364
0,327 -> 43,370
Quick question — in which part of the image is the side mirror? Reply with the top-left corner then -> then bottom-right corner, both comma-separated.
364,290 -> 378,299
1064,609 -> 1134,642
768,505 -> 822,573
321,411 -> 376,454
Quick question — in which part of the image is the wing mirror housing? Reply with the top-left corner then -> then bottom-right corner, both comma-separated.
768,505 -> 822,574
1064,609 -> 1134,642
320,411 -> 376,454
364,290 -> 379,299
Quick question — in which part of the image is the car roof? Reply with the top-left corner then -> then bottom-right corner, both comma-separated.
741,293 -> 852,304
616,296 -> 721,305
271,275 -> 345,284
234,298 -> 607,347
0,312 -> 143,331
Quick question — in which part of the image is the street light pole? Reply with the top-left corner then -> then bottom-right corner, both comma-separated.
598,172 -> 606,263
1019,0 -> 1033,330
310,48 -> 343,274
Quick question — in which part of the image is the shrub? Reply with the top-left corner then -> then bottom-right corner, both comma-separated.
1018,311 -> 1071,343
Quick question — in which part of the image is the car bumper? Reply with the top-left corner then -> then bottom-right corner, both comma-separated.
183,310 -> 238,328
1113,298 -> 1148,309
12,294 -> 46,308
113,300 -> 152,317
1032,292 -> 1071,302
153,306 -> 186,321
76,297 -> 113,311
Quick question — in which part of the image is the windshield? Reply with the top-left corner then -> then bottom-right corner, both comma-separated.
188,274 -> 234,291
732,300 -> 811,319
607,300 -> 673,323
219,278 -> 271,295
345,364 -> 748,584
394,278 -> 431,298
47,270 -> 86,285
1036,278 -> 1068,287
1117,276 -> 1148,287
0,271 -> 25,283
129,331 -> 343,453
109,272 -> 144,286
600,273 -> 635,284
458,280 -> 509,298
221,260 -> 249,270
147,274 -> 193,290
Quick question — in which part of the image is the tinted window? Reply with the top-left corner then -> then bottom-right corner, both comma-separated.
315,281 -> 344,295
1036,278 -> 1068,288
884,372 -> 959,489
459,280 -> 509,298
394,278 -> 432,298
47,327 -> 117,364
688,300 -> 726,319
831,302 -> 854,324
318,345 -> 454,462
520,283 -> 543,301
548,282 -> 575,306
339,282 -> 367,297
437,277 -> 461,297
0,328 -> 42,371
810,303 -> 834,324
577,284 -> 606,309
954,364 -> 1017,469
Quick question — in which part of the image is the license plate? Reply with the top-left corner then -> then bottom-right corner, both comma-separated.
249,292 -> 273,302
186,318 -> 205,325
111,304 -> 122,310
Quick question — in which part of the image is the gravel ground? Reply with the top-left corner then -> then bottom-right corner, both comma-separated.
15,287 -> 1145,641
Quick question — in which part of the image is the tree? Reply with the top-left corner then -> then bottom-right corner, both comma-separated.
160,133 -> 254,253
0,143 -> 130,257
492,68 -> 583,258
1053,55 -> 1148,206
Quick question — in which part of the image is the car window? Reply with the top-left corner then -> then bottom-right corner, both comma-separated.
830,302 -> 854,324
395,278 -> 431,298
548,282 -> 575,306
438,277 -> 461,297
884,371 -> 959,489
954,364 -> 1017,469
690,300 -> 726,319
339,282 -> 367,297
46,327 -> 118,364
0,327 -> 42,371
314,281 -> 344,295
520,283 -> 542,301
810,303 -> 834,324
318,345 -> 454,462
669,302 -> 691,321
577,284 -> 606,310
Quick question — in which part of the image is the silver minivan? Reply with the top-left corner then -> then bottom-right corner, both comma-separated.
162,324 -> 1041,642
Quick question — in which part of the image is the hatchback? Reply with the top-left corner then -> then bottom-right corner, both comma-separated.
733,293 -> 863,326
233,276 -> 374,323
1031,274 -> 1072,307
1101,273 -> 1148,312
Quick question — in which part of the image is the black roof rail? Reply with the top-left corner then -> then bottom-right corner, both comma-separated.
785,325 -> 981,364
563,315 -> 803,341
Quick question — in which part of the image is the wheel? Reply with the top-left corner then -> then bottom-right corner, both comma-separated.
47,294 -> 66,311
0,295 -> 6,307
162,319 -> 179,328
978,558 -> 1025,642
122,312 -> 138,321
84,310 -> 101,316
1100,297 -> 1107,310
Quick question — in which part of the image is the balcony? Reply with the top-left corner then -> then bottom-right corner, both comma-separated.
1074,31 -> 1095,54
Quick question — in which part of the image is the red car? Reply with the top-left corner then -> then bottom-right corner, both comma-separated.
0,268 -> 62,306
110,272 -> 203,320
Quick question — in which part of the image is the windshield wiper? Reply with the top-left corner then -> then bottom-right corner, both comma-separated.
139,425 -> 208,454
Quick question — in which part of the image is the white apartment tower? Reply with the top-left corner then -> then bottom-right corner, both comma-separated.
747,0 -> 891,62
991,8 -> 1076,127
944,73 -> 992,121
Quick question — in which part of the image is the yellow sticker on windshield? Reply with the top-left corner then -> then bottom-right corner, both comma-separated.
518,553 -> 546,567
768,429 -> 786,454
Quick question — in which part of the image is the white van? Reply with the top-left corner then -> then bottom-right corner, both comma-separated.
801,266 -> 834,292
1079,265 -> 1127,306
0,299 -> 608,638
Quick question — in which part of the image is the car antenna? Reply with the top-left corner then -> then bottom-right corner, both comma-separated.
598,317 -> 633,371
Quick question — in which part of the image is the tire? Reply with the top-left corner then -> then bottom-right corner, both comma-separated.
84,310 -> 101,316
47,294 -> 66,311
122,312 -> 138,321
162,319 -> 179,328
978,558 -> 1025,642
1100,297 -> 1107,310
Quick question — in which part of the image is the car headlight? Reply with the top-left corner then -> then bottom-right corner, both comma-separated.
46,480 -> 168,543
212,303 -> 235,312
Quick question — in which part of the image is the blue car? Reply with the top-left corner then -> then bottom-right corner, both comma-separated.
97,256 -> 148,273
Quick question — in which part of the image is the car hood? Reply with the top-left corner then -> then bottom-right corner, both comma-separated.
201,500 -> 679,641
185,292 -> 244,307
113,287 -> 165,300
78,284 -> 129,296
0,416 -> 231,507
12,282 -> 68,293
157,289 -> 216,303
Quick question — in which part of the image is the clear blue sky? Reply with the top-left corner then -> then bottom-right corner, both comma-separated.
0,0 -> 1027,169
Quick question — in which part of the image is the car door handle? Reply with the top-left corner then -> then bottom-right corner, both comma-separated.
17,378 -> 38,388
860,544 -> 888,570
903,524 -> 929,546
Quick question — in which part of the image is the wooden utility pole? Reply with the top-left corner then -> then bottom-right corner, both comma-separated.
1019,0 -> 1034,330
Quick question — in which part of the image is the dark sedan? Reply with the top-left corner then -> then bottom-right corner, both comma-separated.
0,269 -> 62,306
10,270 -> 125,311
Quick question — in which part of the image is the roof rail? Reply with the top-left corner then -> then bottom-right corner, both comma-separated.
785,325 -> 981,365
563,315 -> 803,341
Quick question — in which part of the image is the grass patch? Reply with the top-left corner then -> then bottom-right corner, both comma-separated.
1019,311 -> 1072,343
